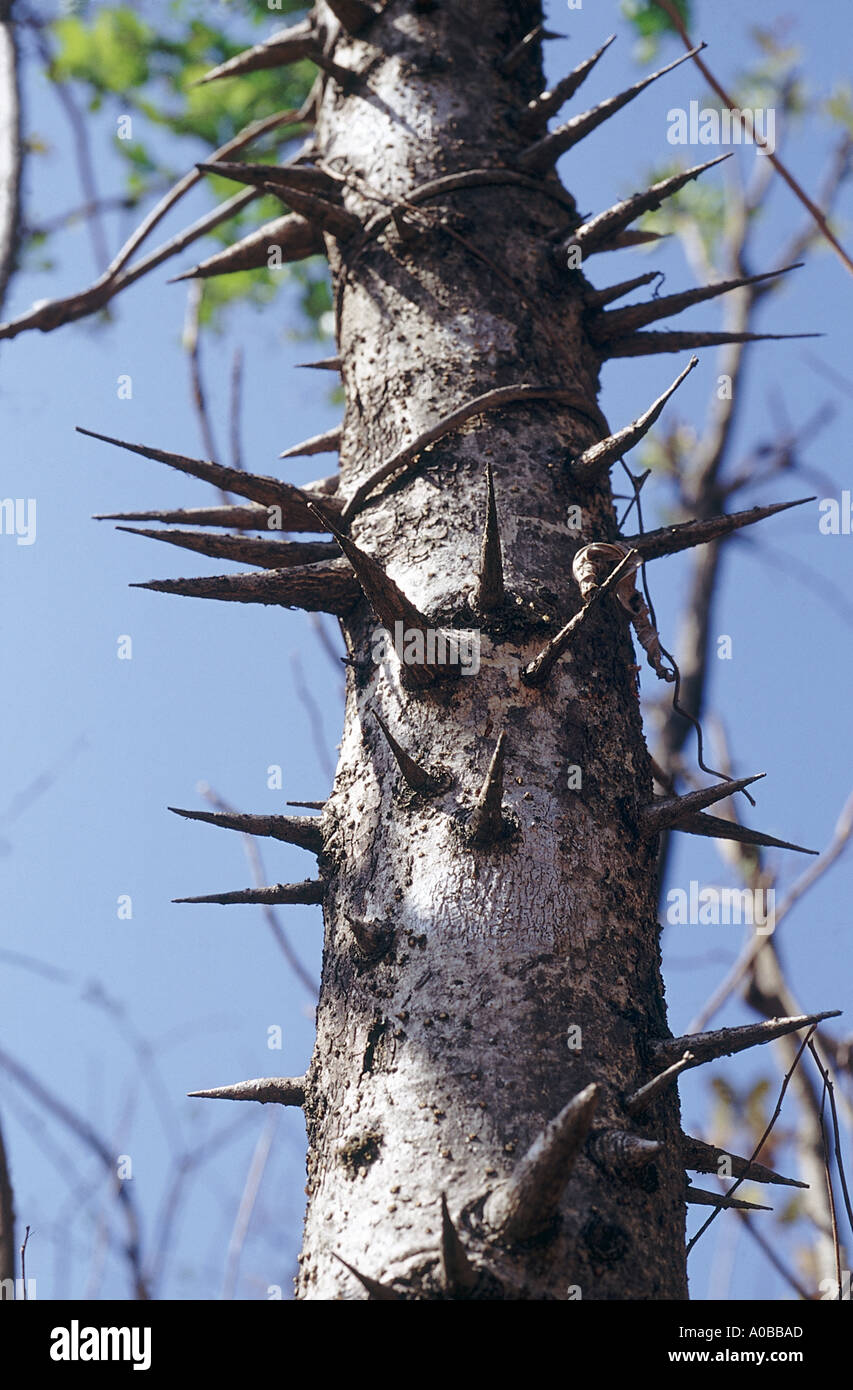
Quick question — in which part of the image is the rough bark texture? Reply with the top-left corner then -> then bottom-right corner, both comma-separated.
293,0 -> 688,1301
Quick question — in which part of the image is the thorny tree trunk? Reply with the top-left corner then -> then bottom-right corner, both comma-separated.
298,0 -> 685,1301
84,0 -> 831,1302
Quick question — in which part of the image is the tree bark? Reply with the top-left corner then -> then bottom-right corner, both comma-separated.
295,0 -> 688,1301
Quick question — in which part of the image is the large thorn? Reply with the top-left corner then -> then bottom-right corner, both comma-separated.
170,214 -> 323,281
521,549 -> 640,688
96,493 -> 341,533
589,264 -> 803,342
564,155 -> 730,260
130,561 -> 360,617
595,228 -> 670,253
682,1136 -> 807,1190
116,526 -> 338,569
333,1254 -> 402,1301
280,427 -> 342,460
522,34 -> 617,128
625,1052 -> 695,1116
584,272 -> 662,310
309,505 -> 443,688
169,806 -> 324,855
652,1011 -> 842,1072
195,19 -> 319,84
587,1130 -> 661,1169
188,1076 -> 306,1105
670,810 -> 818,855
687,1186 -> 772,1212
196,160 -> 341,199
638,774 -> 765,836
325,0 -> 378,34
468,732 -> 509,846
373,713 -> 446,795
78,426 -> 342,525
605,329 -> 819,358
440,1194 -> 478,1295
484,1083 -> 598,1242
297,356 -> 342,371
266,186 -> 361,240
173,879 -> 324,906
571,357 -> 698,483
499,25 -> 563,76
519,45 -> 705,172
621,496 -> 815,561
475,462 -> 505,613
287,800 -> 325,811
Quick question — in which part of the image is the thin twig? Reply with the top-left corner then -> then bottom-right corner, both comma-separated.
19,1224 -> 30,1298
735,1212 -> 813,1301
230,347 -> 244,473
651,0 -> 853,277
183,281 -> 227,503
221,1113 -> 276,1300
808,1041 -> 853,1244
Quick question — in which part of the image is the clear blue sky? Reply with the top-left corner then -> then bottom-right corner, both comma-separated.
2,0 -> 851,1300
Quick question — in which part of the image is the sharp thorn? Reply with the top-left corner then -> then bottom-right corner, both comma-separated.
622,496 -> 815,561
604,329 -> 820,358
308,504 -> 443,687
297,356 -> 342,371
333,1253 -> 402,1300
566,155 -> 731,259
682,1135 -> 808,1190
188,1076 -> 306,1105
584,271 -> 662,309
652,1011 -> 842,1071
280,427 -> 342,459
587,1130 -> 661,1169
130,561 -> 359,616
196,161 -> 340,197
168,806 -> 324,854
484,1083 -> 598,1242
625,1051 -> 696,1116
116,526 -> 338,569
77,425 -> 343,524
595,228 -> 670,253
266,186 -> 361,239
440,1193 -> 478,1294
372,712 -> 445,795
521,548 -> 641,687
169,213 -> 323,280
522,34 -> 617,127
475,461 -> 505,613
499,24 -> 562,76
173,879 -> 324,906
669,810 -> 818,855
589,263 -> 803,342
519,45 -> 706,171
571,357 -> 698,483
468,732 -> 509,846
687,1186 -> 772,1212
95,494 -> 341,533
194,20 -> 319,84
287,800 -> 326,811
638,774 -> 765,835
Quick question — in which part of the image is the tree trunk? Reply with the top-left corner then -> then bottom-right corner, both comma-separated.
296,0 -> 686,1301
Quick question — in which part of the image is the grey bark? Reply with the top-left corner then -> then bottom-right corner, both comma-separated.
294,0 -> 688,1300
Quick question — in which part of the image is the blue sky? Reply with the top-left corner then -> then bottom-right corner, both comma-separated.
2,0 -> 851,1301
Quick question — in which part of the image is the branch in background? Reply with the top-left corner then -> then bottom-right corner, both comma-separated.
230,347 -> 244,473
651,0 -> 853,277
29,20 -> 109,271
0,0 -> 22,314
0,1044 -> 149,1299
183,281 -> 228,504
0,1114 -> 15,1283
0,105 -> 311,341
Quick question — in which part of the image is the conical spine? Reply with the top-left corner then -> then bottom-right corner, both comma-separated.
169,806 -> 324,854
130,562 -> 360,616
652,1010 -> 841,1071
170,214 -> 323,281
571,357 -> 697,483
